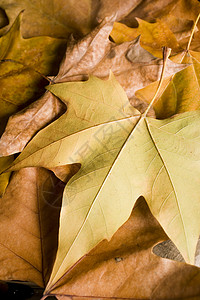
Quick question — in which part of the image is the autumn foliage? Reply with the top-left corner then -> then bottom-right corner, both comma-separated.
0,1 -> 200,299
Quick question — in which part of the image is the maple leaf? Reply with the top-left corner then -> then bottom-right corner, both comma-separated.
120,0 -> 200,29
0,13 -> 65,124
43,198 -> 200,299
111,13 -> 200,119
1,175 -> 200,299
134,15 -> 200,119
0,0 -> 99,38
0,2 -> 200,299
110,19 -> 182,57
0,17 -> 189,160
4,72 -> 200,288
0,167 -> 65,287
0,92 -> 65,156
55,20 -> 188,101
0,13 -> 66,195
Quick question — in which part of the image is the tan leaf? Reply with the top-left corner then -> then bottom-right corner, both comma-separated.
135,48 -> 200,119
110,19 -> 181,57
0,92 -> 65,156
0,167 -> 65,287
55,21 -> 188,102
0,0 -> 99,38
0,13 -> 65,124
42,198 -> 200,299
0,12 -> 65,172
6,75 -> 200,287
120,0 -> 199,28
97,0 -> 142,24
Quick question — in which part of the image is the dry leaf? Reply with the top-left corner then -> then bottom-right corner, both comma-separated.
97,0 -> 142,24
0,13 -> 65,193
0,92 -> 65,156
120,0 -> 199,28
43,198 -> 200,299
5,75 -> 200,290
55,21 -> 188,101
0,3 -> 200,298
0,167 -> 65,287
0,0 -> 99,38
110,19 -> 181,57
109,15 -> 200,119
135,47 -> 200,119
0,13 -> 65,126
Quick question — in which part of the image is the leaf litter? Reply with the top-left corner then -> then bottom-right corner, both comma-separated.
0,1 -> 200,299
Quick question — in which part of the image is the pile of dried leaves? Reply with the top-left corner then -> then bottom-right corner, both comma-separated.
1,0 -> 200,299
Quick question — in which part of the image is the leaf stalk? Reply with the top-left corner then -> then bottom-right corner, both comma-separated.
143,47 -> 172,117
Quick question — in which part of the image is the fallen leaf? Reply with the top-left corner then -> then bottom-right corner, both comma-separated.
5,75 -> 200,288
97,0 -> 142,24
110,15 -> 200,119
117,0 -> 199,54
43,198 -> 200,299
120,0 -> 199,28
55,21 -> 188,101
0,13 -> 65,193
0,167 -> 65,287
110,19 -> 181,57
135,44 -> 200,119
0,13 -> 66,124
169,0 -> 200,24
0,92 -> 65,156
0,0 -> 99,38
159,14 -> 195,44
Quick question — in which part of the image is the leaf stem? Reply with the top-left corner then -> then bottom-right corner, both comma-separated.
186,13 -> 200,52
0,59 -> 54,83
143,47 -> 171,117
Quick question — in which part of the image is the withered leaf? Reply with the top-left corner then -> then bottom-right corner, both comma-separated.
110,18 -> 181,57
110,16 -> 200,119
43,198 -> 200,299
0,13 -> 65,194
0,167 -> 65,287
6,75 -> 200,288
0,0 -> 98,38
0,13 -> 65,125
120,0 -> 200,28
55,21 -> 188,101
135,41 -> 200,119
0,92 -> 65,156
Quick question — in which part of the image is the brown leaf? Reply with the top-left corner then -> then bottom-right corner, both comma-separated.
55,22 -> 188,101
120,0 -> 200,28
0,0 -> 99,38
97,0 -> 142,23
0,167 -> 65,287
110,19 -> 181,57
119,0 -> 178,27
0,92 -> 65,156
42,197 -> 200,299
